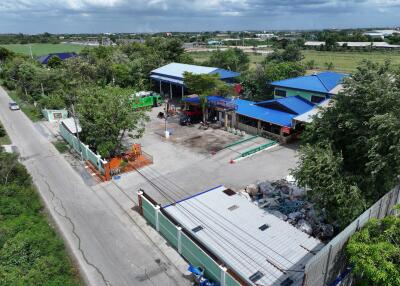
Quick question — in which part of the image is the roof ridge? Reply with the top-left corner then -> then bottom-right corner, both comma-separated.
313,73 -> 329,92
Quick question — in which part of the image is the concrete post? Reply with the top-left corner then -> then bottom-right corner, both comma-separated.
137,190 -> 143,215
219,266 -> 227,286
159,80 -> 162,95
169,83 -> 172,99
257,120 -> 261,135
224,112 -> 228,128
155,205 -> 161,232
177,226 -> 182,254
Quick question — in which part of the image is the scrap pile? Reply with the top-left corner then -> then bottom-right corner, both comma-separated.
239,180 -> 334,241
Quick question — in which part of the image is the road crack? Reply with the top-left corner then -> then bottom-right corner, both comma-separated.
34,166 -> 112,286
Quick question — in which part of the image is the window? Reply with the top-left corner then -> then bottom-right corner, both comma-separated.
259,224 -> 270,231
249,271 -> 264,283
311,95 -> 325,104
275,89 -> 287,97
192,226 -> 204,233
228,205 -> 239,211
223,189 -> 236,196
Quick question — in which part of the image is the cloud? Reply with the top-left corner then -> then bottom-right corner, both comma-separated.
0,0 -> 399,33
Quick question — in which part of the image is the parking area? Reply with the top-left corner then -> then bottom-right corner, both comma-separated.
114,106 -> 299,206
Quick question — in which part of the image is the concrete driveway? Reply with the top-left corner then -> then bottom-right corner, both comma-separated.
0,87 -> 190,286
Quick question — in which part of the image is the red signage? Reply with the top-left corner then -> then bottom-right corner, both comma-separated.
281,126 -> 291,134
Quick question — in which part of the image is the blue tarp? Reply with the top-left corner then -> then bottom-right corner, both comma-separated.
270,71 -> 348,94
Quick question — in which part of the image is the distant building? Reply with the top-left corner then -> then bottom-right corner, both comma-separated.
304,41 -> 400,49
207,40 -> 223,45
37,52 -> 77,65
270,71 -> 349,103
255,33 -> 275,40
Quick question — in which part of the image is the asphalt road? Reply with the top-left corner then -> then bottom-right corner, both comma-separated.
0,87 -> 189,286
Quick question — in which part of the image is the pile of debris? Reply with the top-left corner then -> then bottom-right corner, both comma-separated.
239,180 -> 334,241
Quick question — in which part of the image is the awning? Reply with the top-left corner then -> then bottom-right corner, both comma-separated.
150,74 -> 184,86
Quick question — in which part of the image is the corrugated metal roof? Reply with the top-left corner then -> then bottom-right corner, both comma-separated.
234,98 -> 313,127
271,72 -> 349,94
255,96 -> 314,115
61,118 -> 81,134
150,62 -> 240,80
164,186 -> 323,286
150,74 -> 184,85
38,52 -> 77,64
293,99 -> 332,124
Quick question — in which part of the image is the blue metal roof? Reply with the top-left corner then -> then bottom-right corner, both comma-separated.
37,52 -> 77,64
270,71 -> 348,94
150,63 -> 240,83
255,96 -> 314,115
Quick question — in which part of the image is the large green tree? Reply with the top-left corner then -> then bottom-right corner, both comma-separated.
346,211 -> 400,286
76,86 -> 149,158
207,48 -> 249,72
293,60 -> 400,228
183,72 -> 233,122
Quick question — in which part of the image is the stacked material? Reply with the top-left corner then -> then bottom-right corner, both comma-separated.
241,179 -> 334,241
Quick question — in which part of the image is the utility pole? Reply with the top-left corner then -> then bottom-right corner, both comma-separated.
164,99 -> 169,139
71,103 -> 84,162
29,44 -> 33,59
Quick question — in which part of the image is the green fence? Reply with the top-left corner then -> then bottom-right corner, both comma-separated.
59,123 -> 107,174
140,194 -> 242,286
235,141 -> 277,159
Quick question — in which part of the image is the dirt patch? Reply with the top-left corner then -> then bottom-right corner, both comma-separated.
180,129 -> 241,154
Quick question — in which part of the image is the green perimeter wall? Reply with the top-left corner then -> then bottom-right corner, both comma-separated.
274,87 -> 326,102
141,195 -> 242,286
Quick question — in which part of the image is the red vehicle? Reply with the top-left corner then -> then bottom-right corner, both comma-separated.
180,106 -> 203,125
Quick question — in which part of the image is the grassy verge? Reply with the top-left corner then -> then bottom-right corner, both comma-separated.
0,140 -> 82,285
0,123 -> 11,145
53,139 -> 69,153
7,90 -> 42,122
0,43 -> 89,56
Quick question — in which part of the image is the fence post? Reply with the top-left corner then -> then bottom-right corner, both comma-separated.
155,205 -> 160,232
219,266 -> 227,286
323,245 -> 333,285
177,226 -> 182,254
137,190 -> 143,215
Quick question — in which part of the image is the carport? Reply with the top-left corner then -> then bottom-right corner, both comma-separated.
150,62 -> 240,100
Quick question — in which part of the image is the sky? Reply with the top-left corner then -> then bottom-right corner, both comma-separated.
0,0 -> 400,34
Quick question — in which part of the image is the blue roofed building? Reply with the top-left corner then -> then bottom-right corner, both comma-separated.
270,71 -> 349,104
182,94 -> 315,143
233,96 -> 314,142
150,62 -> 240,99
37,52 -> 77,65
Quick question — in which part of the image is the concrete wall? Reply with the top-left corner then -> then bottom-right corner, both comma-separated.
274,87 -> 326,103
42,109 -> 68,122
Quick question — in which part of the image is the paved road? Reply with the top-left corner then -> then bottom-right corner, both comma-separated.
0,87 -> 189,286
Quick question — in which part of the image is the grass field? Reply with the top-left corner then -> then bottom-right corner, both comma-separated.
190,50 -> 400,73
1,43 -> 88,56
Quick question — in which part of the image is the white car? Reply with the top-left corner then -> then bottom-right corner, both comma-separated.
9,102 -> 20,111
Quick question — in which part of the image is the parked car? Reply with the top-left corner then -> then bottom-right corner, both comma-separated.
9,102 -> 20,111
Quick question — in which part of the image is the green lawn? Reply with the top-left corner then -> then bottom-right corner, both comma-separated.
1,43 -> 89,56
189,50 -> 400,73
302,50 -> 400,73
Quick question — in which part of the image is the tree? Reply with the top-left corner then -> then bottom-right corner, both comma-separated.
183,72 -> 232,122
293,60 -> 400,228
0,47 -> 14,62
267,44 -> 304,63
241,61 -> 305,101
346,211 -> 400,286
208,48 -> 250,72
47,56 -> 62,68
76,86 -> 149,158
